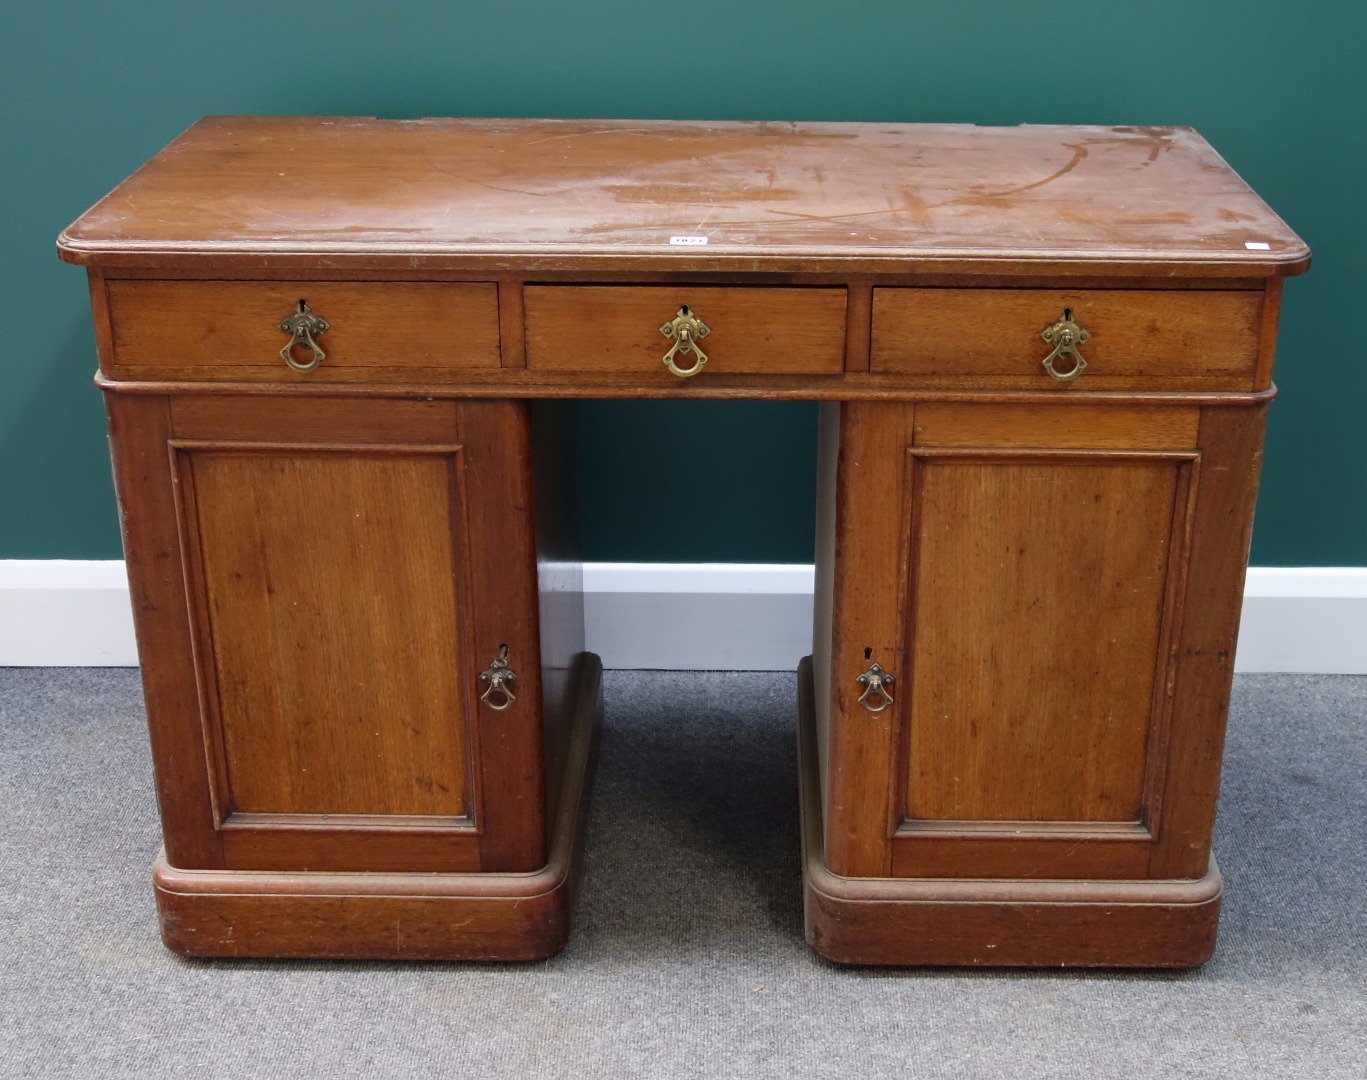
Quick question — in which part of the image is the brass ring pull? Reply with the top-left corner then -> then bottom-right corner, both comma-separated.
478,645 -> 518,711
856,662 -> 895,714
659,305 -> 711,378
278,299 -> 329,373
1040,307 -> 1090,382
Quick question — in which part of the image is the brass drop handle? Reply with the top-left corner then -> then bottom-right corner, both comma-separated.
279,299 -> 329,372
1040,307 -> 1090,382
478,645 -> 518,711
856,662 -> 895,714
659,305 -> 711,378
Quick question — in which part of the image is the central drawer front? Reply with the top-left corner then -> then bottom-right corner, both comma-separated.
104,280 -> 501,381
871,288 -> 1262,388
523,286 -> 847,376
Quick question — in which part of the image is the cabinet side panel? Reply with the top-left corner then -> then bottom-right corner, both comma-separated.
103,392 -> 224,868
1253,278 -> 1284,391
1150,404 -> 1268,879
87,270 -> 118,376
531,400 -> 586,826
812,403 -> 841,820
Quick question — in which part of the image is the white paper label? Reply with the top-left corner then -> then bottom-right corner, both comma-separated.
669,236 -> 708,246
1244,241 -> 1272,250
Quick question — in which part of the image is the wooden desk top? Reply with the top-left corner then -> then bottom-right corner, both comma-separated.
58,117 -> 1308,278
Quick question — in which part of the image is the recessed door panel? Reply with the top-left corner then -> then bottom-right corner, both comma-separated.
903,454 -> 1181,825
186,447 -> 474,821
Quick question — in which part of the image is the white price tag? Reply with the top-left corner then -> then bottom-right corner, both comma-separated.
669,236 -> 708,246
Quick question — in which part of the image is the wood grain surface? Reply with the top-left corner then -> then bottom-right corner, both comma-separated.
523,285 -> 846,375
871,288 -> 1261,387
910,402 -> 1200,449
58,118 -> 1308,277
900,452 -> 1186,824
179,446 -> 475,821
105,279 -> 500,381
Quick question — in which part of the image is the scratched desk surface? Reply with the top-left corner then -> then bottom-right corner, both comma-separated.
58,117 -> 1308,276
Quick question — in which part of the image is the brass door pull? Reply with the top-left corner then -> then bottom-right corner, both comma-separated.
1040,307 -> 1090,382
479,645 -> 518,711
659,305 -> 711,377
279,299 -> 329,372
856,662 -> 895,714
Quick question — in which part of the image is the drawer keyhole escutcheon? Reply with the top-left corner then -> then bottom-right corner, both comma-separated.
659,305 -> 711,378
278,299 -> 330,372
856,662 -> 895,714
1040,307 -> 1090,382
479,645 -> 518,711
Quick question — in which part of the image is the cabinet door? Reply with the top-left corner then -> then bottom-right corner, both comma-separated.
107,394 -> 547,873
818,401 -> 1264,881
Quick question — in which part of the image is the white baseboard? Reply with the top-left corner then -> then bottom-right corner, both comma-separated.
583,563 -> 816,671
1235,568 -> 1367,674
2,561 -> 1364,674
0,561 -> 140,667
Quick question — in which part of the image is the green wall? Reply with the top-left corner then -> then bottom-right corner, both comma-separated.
3,1 -> 1361,564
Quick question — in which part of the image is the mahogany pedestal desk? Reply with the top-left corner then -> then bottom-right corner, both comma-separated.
58,118 -> 1309,966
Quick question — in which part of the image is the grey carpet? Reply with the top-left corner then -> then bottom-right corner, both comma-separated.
1,668 -> 1363,1079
